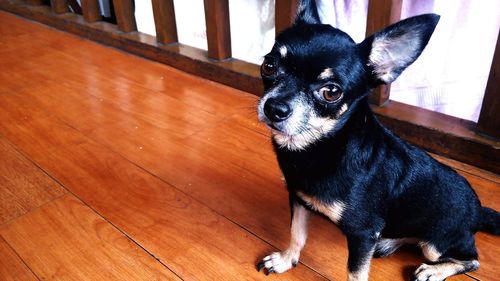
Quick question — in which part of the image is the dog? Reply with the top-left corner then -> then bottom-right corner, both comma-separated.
255,1 -> 499,280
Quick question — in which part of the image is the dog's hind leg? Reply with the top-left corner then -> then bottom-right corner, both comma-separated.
257,203 -> 310,275
413,259 -> 479,281
413,238 -> 479,281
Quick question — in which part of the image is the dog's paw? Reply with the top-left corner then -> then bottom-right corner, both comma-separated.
412,263 -> 446,281
256,251 -> 298,275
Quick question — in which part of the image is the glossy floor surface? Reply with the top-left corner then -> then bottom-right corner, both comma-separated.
0,11 -> 498,281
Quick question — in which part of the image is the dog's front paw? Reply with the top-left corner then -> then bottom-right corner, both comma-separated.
256,250 -> 299,275
412,263 -> 446,281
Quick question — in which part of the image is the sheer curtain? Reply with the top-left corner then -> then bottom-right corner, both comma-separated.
132,0 -> 499,122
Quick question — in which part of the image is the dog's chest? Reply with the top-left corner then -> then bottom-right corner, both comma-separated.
296,192 -> 346,223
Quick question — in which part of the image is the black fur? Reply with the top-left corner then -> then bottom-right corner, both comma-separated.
256,1 -> 499,280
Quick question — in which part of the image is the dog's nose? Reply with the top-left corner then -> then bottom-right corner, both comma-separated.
263,98 -> 292,122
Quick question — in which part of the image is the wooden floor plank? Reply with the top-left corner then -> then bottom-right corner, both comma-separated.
0,94 -> 324,280
0,11 -> 254,118
0,235 -> 38,281
0,10 -> 44,37
0,137 -> 66,225
0,10 -> 495,281
1,194 -> 180,281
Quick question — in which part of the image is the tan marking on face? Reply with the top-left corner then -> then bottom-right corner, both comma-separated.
318,68 -> 333,80
280,46 -> 288,58
337,103 -> 348,118
419,242 -> 441,262
297,192 -> 346,223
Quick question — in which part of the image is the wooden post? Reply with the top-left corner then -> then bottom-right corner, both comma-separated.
112,0 -> 136,32
366,0 -> 402,106
203,0 -> 231,60
81,0 -> 101,22
476,30 -> 500,140
151,0 -> 178,44
275,0 -> 299,35
50,0 -> 68,14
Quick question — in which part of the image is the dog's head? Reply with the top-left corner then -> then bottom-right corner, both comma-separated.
257,0 -> 439,151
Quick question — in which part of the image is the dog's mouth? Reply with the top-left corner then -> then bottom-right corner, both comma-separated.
270,120 -> 337,151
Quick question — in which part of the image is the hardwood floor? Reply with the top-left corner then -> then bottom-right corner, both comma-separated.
0,11 -> 498,280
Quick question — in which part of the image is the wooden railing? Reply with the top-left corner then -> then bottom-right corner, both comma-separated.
0,0 -> 498,173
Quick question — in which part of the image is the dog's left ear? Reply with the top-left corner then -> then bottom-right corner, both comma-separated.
294,0 -> 321,25
359,14 -> 440,84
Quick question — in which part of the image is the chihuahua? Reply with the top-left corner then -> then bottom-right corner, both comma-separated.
256,1 -> 499,280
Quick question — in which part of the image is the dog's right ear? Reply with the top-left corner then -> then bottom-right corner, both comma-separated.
359,14 -> 440,85
294,0 -> 321,25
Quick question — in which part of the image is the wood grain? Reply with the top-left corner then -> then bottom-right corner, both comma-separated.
0,137 -> 66,225
0,235 -> 38,281
0,94 -> 325,280
204,0 -> 231,60
80,0 -> 101,22
1,194 -> 180,280
151,0 -> 177,44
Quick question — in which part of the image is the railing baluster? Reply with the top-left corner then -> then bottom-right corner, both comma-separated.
476,30 -> 500,140
366,0 -> 402,106
275,0 -> 298,36
151,0 -> 178,44
112,0 -> 137,32
50,0 -> 68,14
81,0 -> 101,22
203,0 -> 231,60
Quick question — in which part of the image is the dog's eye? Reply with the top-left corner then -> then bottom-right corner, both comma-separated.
261,59 -> 277,77
319,85 -> 343,102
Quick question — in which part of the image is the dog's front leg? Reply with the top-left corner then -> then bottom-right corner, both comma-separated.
257,202 -> 310,275
346,234 -> 377,281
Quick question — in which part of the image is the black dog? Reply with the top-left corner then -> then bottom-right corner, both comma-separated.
256,1 -> 499,280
